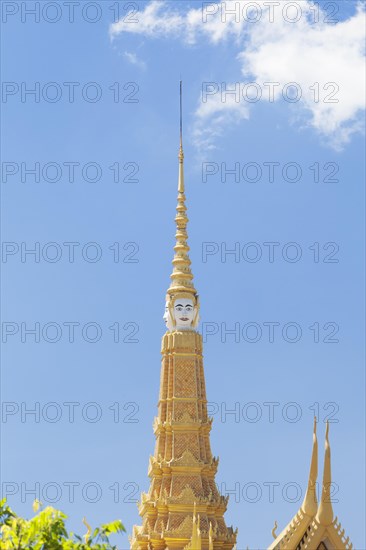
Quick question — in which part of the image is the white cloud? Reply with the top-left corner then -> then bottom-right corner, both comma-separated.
237,2 -> 366,150
123,50 -> 146,70
193,91 -> 250,150
110,1 -> 366,151
110,1 -> 185,40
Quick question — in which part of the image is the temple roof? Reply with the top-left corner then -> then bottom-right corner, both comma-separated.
268,421 -> 353,550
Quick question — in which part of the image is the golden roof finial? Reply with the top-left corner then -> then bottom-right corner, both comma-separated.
209,522 -> 214,550
316,421 -> 334,526
271,520 -> 278,539
82,517 -> 92,543
184,502 -> 202,550
32,499 -> 42,513
302,416 -> 319,516
167,81 -> 197,301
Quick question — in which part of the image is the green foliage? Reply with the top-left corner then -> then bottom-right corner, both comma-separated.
0,499 -> 126,550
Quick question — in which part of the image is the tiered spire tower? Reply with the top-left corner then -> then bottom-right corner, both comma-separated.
130,83 -> 237,550
129,84 -> 352,550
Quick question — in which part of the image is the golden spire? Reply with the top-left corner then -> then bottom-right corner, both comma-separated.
167,81 -> 197,300
316,421 -> 334,526
302,417 -> 319,516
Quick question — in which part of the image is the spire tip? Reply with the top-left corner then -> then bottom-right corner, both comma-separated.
179,80 -> 183,147
178,80 -> 184,193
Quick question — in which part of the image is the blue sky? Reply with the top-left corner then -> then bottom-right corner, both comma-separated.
1,1 -> 365,548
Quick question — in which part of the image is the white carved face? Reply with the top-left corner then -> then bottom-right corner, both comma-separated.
173,298 -> 195,329
163,301 -> 173,331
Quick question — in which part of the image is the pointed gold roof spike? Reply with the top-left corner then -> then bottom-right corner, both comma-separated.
184,502 -> 202,550
302,416 -> 319,517
209,522 -> 214,550
316,421 -> 334,526
167,81 -> 198,301
82,517 -> 92,543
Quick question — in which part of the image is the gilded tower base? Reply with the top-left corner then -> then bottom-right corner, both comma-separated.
130,331 -> 237,550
